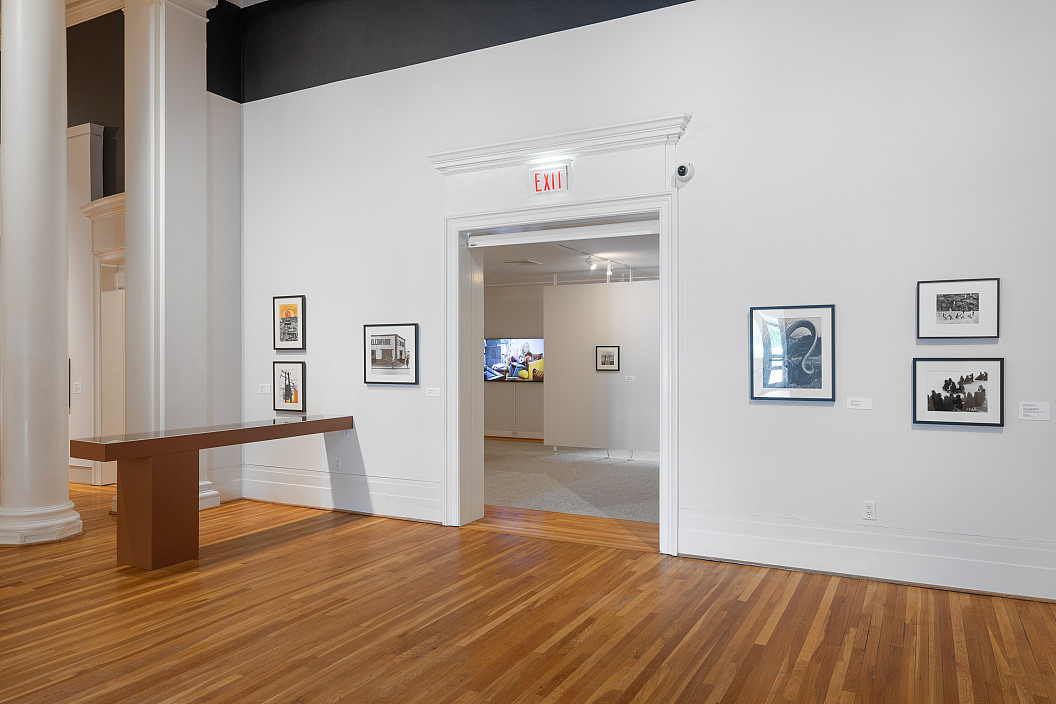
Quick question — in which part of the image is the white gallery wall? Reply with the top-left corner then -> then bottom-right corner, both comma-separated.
240,1 -> 1056,597
544,282 -> 660,452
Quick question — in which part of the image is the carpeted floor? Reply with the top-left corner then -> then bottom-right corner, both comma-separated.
484,438 -> 659,524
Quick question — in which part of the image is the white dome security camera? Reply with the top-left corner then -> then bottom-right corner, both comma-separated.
674,163 -> 694,188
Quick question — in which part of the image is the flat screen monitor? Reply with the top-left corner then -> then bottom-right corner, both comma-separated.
485,338 -> 544,381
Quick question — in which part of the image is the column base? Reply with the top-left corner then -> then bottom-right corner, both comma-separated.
199,480 -> 221,510
0,502 -> 83,545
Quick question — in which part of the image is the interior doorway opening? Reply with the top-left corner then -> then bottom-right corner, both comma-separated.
445,196 -> 678,555
477,224 -> 661,530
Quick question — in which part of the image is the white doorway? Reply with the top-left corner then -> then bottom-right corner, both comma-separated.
478,226 -> 661,524
443,194 -> 680,554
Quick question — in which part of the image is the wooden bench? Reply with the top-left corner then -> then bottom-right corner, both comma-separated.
70,415 -> 354,569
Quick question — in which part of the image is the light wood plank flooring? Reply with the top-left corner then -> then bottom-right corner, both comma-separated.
2,485 -> 1055,703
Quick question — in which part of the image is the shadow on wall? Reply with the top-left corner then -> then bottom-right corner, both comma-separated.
324,428 -> 373,514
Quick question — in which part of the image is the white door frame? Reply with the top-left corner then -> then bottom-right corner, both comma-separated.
443,192 -> 680,554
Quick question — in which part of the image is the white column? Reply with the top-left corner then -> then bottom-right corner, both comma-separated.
0,0 -> 83,544
124,0 -> 219,509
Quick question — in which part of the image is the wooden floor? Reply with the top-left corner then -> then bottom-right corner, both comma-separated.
2,486 -> 1055,703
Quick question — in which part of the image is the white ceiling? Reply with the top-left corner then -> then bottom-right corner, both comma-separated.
480,234 -> 659,287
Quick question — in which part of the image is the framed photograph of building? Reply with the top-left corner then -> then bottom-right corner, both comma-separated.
913,358 -> 1003,426
364,323 -> 419,385
273,361 -> 306,413
916,278 -> 999,339
273,295 -> 306,350
596,346 -> 620,371
750,305 -> 835,401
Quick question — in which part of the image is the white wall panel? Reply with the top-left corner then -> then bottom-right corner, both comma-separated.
544,282 -> 660,451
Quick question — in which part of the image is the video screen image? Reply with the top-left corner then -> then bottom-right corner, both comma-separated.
485,338 -> 544,382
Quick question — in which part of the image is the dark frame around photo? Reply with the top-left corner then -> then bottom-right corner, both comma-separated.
750,304 -> 836,401
916,278 -> 999,339
273,295 -> 306,350
364,323 -> 420,385
273,361 -> 306,413
596,345 -> 620,371
912,357 -> 1003,427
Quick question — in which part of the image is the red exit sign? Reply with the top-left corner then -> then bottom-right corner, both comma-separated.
529,163 -> 569,194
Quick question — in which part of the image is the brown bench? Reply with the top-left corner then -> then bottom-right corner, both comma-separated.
70,415 -> 354,569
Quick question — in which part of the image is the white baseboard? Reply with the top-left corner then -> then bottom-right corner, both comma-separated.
68,465 -> 93,485
242,465 -> 443,523
679,509 -> 1056,601
484,429 -> 544,440
207,463 -> 243,503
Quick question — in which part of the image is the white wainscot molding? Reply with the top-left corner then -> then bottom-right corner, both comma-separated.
243,465 -> 444,524
679,509 -> 1056,601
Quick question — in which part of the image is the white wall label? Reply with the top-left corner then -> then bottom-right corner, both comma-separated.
624,375 -> 637,382
847,397 -> 873,410
73,382 -> 83,394
426,387 -> 441,397
259,383 -> 271,394
528,163 -> 569,194
1019,402 -> 1050,421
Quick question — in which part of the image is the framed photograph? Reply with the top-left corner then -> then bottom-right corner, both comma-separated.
273,295 -> 306,350
750,305 -> 835,401
596,345 -> 620,371
273,361 -> 306,413
364,323 -> 419,385
912,358 -> 1003,426
916,278 -> 999,339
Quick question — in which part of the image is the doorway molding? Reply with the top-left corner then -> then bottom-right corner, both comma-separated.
432,115 -> 688,555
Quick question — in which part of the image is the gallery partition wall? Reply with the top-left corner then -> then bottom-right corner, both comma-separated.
431,115 -> 688,554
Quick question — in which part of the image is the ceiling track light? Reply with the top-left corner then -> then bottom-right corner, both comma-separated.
586,255 -> 597,270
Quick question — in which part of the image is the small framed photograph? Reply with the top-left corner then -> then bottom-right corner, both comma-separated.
273,295 -> 306,350
596,345 -> 620,371
916,278 -> 999,339
913,358 -> 1003,426
274,361 -> 306,413
750,305 -> 835,401
365,323 -> 419,385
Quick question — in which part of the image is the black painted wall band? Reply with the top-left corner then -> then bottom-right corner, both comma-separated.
208,0 -> 692,104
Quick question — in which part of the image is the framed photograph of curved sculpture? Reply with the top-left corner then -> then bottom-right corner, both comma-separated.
916,278 -> 999,339
750,305 -> 835,401
912,358 -> 1003,426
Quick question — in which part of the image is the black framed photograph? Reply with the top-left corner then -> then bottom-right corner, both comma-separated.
596,345 -> 620,371
916,278 -> 999,339
912,358 -> 1003,426
364,323 -> 419,385
750,305 -> 835,401
273,295 -> 306,350
273,361 -> 306,413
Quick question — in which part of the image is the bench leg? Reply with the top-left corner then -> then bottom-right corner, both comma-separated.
116,450 -> 200,569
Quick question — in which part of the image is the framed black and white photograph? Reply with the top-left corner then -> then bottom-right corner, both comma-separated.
273,361 -> 306,413
750,305 -> 835,401
596,345 -> 620,371
912,358 -> 1003,426
364,323 -> 419,385
916,278 -> 999,339
273,295 -> 306,350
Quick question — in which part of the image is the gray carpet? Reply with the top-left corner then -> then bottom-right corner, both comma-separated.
484,438 -> 660,524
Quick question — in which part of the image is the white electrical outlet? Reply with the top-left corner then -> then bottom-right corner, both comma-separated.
335,458 -> 342,470
863,500 -> 876,521
259,383 -> 271,394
